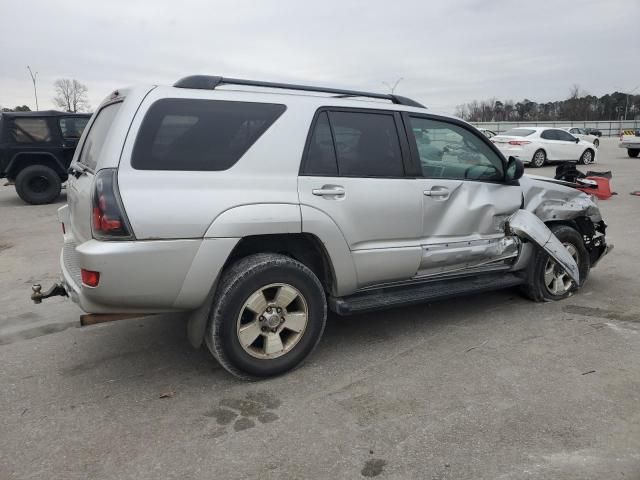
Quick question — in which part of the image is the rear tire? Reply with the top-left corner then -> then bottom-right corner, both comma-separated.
520,225 -> 590,302
531,149 -> 546,168
14,165 -> 62,205
628,149 -> 639,158
206,253 -> 327,380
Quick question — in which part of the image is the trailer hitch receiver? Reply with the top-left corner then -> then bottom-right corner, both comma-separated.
31,283 -> 68,304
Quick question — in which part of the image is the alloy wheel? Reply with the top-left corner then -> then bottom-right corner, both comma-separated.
532,150 -> 545,167
236,283 -> 309,359
544,243 -> 579,296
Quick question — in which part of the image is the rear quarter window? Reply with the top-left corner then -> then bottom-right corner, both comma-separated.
78,102 -> 122,170
10,118 -> 53,144
131,99 -> 286,171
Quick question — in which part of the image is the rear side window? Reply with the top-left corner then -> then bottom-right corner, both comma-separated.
10,118 -> 52,144
132,99 -> 286,171
330,111 -> 403,177
78,102 -> 122,170
59,117 -> 89,139
303,110 -> 404,177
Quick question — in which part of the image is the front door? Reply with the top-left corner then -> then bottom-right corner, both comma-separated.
553,128 -> 582,160
404,114 -> 523,279
298,108 -> 424,288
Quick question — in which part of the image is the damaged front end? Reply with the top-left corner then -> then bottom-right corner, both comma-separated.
517,175 -> 611,269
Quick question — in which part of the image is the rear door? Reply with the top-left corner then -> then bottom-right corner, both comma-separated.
539,129 -> 564,160
404,114 -> 522,278
299,108 -> 424,288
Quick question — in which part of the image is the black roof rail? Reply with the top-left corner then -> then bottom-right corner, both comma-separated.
172,75 -> 426,108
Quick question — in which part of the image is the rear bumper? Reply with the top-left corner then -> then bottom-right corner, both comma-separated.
619,142 -> 640,149
60,234 -> 238,314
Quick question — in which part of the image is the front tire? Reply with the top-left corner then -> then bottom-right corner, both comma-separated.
531,149 -> 546,168
14,165 -> 62,205
520,225 -> 590,302
628,149 -> 639,158
579,149 -> 594,165
206,253 -> 327,379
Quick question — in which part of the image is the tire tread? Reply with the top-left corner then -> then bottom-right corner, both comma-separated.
206,253 -> 326,380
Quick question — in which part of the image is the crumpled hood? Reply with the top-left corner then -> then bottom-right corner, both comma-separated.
519,174 -> 602,223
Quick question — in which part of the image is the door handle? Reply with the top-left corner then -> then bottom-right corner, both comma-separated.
312,186 -> 345,197
423,188 -> 449,197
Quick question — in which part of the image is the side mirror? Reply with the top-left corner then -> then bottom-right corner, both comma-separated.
505,156 -> 524,182
575,137 -> 580,143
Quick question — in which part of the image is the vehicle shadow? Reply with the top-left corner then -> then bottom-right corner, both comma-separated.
53,287 -> 527,392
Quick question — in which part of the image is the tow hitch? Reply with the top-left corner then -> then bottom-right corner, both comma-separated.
31,283 -> 68,304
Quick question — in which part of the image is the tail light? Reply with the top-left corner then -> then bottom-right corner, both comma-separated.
508,140 -> 531,146
91,169 -> 134,240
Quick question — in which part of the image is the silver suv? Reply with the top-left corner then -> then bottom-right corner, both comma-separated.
34,76 -> 610,379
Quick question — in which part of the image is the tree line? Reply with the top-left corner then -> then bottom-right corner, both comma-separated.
454,85 -> 639,122
1,78 -> 90,113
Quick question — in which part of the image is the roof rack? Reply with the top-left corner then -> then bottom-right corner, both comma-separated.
173,75 -> 425,108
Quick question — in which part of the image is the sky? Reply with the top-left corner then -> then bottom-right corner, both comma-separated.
1,0 -> 639,115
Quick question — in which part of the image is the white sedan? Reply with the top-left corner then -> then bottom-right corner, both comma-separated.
561,127 -> 600,148
491,127 -> 597,167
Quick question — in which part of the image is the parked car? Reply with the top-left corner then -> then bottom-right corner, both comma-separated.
32,76 -> 610,379
0,111 -> 90,204
478,128 -> 497,138
584,128 -> 602,137
491,127 -> 597,167
561,127 -> 599,148
619,128 -> 640,157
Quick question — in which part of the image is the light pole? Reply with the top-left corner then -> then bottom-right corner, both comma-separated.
382,78 -> 404,94
624,84 -> 640,121
27,66 -> 39,111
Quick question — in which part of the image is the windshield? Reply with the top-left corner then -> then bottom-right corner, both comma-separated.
502,129 -> 535,137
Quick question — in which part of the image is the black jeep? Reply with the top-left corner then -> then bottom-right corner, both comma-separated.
0,111 -> 90,204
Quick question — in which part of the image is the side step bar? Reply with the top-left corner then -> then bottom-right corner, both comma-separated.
329,273 -> 524,315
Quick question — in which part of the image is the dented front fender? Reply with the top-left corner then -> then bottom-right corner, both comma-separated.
508,209 -> 580,284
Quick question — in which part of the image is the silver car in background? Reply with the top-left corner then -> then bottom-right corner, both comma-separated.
561,127 -> 600,148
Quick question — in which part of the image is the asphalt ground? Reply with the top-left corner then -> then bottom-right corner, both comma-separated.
1,137 -> 639,479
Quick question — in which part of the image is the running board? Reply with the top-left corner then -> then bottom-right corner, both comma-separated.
329,273 -> 524,315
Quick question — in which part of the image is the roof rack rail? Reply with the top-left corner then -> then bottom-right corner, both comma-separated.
173,75 -> 425,108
